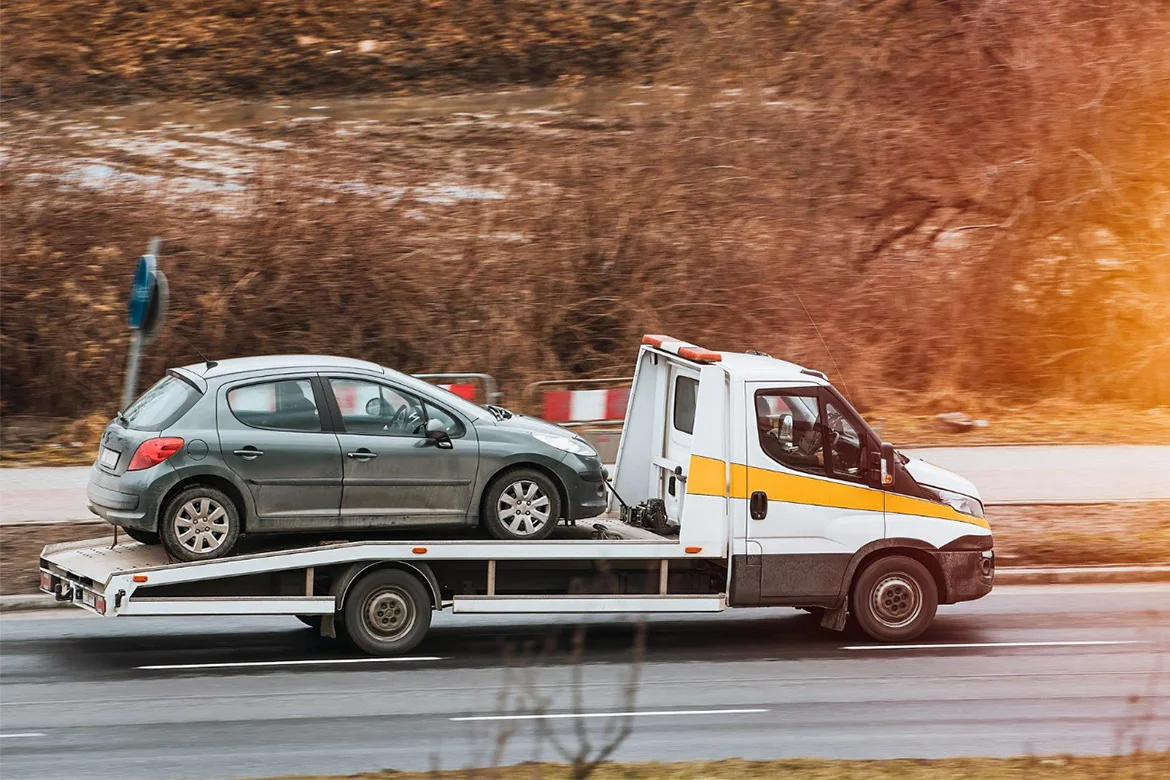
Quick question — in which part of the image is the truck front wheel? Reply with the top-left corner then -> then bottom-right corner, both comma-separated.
343,569 -> 432,656
852,555 -> 938,643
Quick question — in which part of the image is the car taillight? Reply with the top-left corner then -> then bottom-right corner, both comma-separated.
127,437 -> 184,471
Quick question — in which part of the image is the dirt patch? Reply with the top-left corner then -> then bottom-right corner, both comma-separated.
1,522 -> 107,595
263,754 -> 1169,780
6,504 -> 1167,595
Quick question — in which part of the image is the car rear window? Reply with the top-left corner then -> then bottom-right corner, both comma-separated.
123,375 -> 202,431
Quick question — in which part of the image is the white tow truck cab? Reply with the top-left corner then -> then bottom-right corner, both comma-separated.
40,336 -> 993,653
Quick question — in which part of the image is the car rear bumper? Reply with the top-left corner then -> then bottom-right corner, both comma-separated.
86,463 -> 167,531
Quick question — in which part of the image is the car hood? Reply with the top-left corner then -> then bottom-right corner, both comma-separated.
903,456 -> 982,502
483,413 -> 580,438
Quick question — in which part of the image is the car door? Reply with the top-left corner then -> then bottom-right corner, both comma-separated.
217,376 -> 343,530
744,383 -> 884,604
325,376 -> 479,527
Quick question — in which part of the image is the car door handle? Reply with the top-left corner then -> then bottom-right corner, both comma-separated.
750,490 -> 768,520
233,447 -> 264,459
346,449 -> 378,460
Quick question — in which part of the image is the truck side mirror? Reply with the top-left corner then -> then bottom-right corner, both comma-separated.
880,442 -> 896,486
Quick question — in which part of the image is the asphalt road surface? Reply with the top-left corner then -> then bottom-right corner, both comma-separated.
1,584 -> 1167,780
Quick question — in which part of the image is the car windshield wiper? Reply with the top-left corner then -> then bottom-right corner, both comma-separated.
485,404 -> 514,420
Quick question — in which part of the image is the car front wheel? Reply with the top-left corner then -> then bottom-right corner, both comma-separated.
483,469 -> 561,541
160,486 -> 241,562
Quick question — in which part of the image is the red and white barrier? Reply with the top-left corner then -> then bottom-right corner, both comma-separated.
438,383 -> 478,402
541,388 -> 630,424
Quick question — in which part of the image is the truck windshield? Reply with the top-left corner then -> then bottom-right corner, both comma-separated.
122,375 -> 202,431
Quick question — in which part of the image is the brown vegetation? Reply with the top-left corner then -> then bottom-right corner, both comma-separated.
3,1 -> 1170,419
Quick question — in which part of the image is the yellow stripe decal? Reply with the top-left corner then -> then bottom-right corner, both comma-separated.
686,455 -> 989,529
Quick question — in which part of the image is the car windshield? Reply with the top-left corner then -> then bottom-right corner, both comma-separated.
122,374 -> 201,431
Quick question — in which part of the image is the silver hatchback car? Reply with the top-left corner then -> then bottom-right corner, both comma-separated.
87,356 -> 608,561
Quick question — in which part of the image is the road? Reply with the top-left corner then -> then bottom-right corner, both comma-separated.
1,584 -> 1167,779
3,445 -> 1169,526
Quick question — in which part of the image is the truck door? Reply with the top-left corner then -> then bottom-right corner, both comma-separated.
662,366 -> 700,522
743,383 -> 884,604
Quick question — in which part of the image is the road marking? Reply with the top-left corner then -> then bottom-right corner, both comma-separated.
843,640 -> 1144,651
451,708 -> 769,722
138,657 -> 442,670
0,732 -> 47,739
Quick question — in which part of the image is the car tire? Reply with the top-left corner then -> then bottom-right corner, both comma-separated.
851,555 -> 938,643
122,527 -> 160,546
343,569 -> 431,656
483,468 -> 562,541
159,485 -> 241,562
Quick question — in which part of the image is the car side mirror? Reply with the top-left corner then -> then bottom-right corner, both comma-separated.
425,418 -> 453,449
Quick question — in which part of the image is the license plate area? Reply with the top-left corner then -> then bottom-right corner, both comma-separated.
100,447 -> 120,469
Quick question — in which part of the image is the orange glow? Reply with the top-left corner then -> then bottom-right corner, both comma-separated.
678,347 -> 721,363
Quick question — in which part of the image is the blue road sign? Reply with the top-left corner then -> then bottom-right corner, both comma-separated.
128,254 -> 158,329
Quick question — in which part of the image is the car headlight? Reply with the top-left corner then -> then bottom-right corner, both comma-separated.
924,486 -> 985,519
531,432 -> 596,457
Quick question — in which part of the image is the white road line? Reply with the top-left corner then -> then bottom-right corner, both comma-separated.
0,732 -> 47,739
138,657 -> 442,670
451,708 -> 769,722
843,640 -> 1144,651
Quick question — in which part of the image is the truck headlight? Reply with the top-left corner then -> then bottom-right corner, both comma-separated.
924,486 -> 985,519
531,432 -> 597,457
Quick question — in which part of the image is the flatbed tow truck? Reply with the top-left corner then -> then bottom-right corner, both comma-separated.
40,336 -> 994,654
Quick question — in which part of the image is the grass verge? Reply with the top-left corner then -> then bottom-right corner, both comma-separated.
259,754 -> 1170,780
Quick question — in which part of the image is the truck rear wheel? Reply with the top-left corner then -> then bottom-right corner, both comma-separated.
343,569 -> 432,656
852,555 -> 938,643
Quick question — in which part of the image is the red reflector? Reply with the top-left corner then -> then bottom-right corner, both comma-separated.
39,571 -> 53,592
95,595 -> 107,614
132,575 -> 149,583
678,347 -> 722,363
641,334 -> 670,348
412,547 -> 427,554
685,546 -> 703,554
127,437 -> 184,471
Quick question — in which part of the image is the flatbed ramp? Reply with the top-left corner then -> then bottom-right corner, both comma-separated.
40,519 -> 724,622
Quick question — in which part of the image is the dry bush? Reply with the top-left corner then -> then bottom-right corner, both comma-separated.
3,0 -> 1170,417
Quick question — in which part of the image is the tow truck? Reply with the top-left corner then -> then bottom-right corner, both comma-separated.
40,335 -> 993,653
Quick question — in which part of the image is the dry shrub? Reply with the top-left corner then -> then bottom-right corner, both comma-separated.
3,0 -> 1170,416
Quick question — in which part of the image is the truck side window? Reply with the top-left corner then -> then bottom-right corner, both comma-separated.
755,390 -> 826,477
673,376 -> 699,434
825,401 -> 863,481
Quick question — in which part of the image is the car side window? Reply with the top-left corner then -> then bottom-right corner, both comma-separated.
227,379 -> 322,432
755,389 -> 827,477
424,402 -> 465,437
329,378 -> 426,437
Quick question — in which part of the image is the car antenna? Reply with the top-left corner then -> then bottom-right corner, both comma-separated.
175,330 -> 217,371
793,290 -> 853,404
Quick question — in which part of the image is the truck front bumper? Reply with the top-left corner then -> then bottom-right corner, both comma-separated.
936,549 -> 995,604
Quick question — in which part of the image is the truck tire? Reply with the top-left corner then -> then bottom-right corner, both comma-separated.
851,555 -> 938,643
159,485 -> 241,562
483,468 -> 561,541
123,527 -> 160,546
343,569 -> 432,656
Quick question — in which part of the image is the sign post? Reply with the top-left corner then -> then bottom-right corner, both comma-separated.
121,237 -> 168,410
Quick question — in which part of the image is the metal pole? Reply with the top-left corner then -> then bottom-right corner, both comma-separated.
121,329 -> 144,411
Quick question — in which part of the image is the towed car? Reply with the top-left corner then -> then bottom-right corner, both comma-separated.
88,355 -> 608,561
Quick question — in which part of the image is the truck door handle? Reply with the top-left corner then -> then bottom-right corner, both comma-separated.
233,447 -> 264,459
347,449 -> 378,461
750,491 -> 768,520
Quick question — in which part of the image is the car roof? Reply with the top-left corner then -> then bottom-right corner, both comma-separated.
178,355 -> 386,379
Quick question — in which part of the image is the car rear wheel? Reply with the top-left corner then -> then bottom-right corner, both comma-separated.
483,469 -> 561,541
160,486 -> 241,562
851,555 -> 938,643
122,527 -> 160,546
343,569 -> 431,656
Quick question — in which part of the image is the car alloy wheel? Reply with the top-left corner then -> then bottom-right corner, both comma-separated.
174,497 -> 231,555
497,479 -> 552,537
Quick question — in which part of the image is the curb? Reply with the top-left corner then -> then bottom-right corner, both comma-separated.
4,565 -> 1169,613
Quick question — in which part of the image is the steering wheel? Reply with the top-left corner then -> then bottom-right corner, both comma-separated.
388,404 -> 409,430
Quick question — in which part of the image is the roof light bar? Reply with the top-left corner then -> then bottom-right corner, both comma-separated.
641,334 -> 722,364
